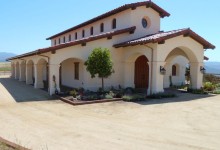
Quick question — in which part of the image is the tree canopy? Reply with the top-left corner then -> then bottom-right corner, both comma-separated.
84,47 -> 114,90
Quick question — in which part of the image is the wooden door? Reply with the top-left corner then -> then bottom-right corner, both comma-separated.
135,55 -> 149,88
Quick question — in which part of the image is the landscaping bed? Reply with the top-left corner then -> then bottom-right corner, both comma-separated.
58,86 -> 177,105
0,137 -> 29,150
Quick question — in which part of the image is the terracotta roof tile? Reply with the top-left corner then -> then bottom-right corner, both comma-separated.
46,1 -> 170,40
113,28 -> 215,49
7,26 -> 136,61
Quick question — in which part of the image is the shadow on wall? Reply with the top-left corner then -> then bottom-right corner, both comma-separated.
0,77 -> 55,102
135,89 -> 215,106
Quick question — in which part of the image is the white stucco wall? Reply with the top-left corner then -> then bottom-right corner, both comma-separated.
163,56 -> 189,88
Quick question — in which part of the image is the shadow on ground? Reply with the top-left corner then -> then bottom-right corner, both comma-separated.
135,89 -> 216,105
0,77 -> 55,102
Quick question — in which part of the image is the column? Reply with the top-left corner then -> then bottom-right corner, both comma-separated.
190,62 -> 203,89
26,64 -> 33,84
49,64 -> 60,95
151,61 -> 166,94
34,64 -> 44,88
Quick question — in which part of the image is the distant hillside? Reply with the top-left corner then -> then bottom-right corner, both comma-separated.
204,62 -> 220,74
0,52 -> 16,62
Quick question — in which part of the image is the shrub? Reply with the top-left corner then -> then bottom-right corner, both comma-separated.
122,94 -> 146,101
191,89 -> 207,94
105,94 -> 113,99
213,90 -> 220,94
203,82 -> 216,91
69,90 -> 78,98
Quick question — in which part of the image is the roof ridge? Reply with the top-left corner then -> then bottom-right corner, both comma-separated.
46,1 -> 170,40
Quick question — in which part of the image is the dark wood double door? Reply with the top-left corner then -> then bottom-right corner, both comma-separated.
134,55 -> 149,89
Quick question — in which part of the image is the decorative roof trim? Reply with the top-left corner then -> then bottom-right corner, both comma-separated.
113,28 -> 215,49
46,1 -> 170,40
7,26 -> 136,61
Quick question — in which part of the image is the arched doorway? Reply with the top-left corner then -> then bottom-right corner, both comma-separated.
134,55 -> 149,88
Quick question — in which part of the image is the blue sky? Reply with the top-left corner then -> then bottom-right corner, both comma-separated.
0,0 -> 219,61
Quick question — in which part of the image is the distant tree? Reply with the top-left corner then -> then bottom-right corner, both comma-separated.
84,47 -> 114,91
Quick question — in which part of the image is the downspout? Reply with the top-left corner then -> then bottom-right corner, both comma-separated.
143,44 -> 153,95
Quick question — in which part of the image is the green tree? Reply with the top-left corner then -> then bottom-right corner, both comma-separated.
84,47 -> 114,91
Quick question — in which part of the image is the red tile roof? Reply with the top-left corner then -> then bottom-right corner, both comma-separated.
113,28 -> 215,49
7,26 -> 136,61
46,1 -> 170,40
204,56 -> 209,60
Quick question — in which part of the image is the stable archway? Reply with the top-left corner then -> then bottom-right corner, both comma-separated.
26,60 -> 34,85
163,47 -> 202,89
59,58 -> 84,91
35,58 -> 48,89
15,62 -> 20,80
20,61 -> 26,81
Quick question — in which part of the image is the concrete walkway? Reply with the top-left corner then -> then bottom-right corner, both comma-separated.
0,76 -> 220,150
0,76 -> 52,103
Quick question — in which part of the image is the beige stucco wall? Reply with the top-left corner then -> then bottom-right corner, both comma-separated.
50,6 -> 161,47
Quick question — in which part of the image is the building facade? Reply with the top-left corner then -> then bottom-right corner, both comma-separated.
8,1 -> 215,95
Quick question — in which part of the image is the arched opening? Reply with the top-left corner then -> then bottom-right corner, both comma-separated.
112,18 -> 116,29
20,61 -> 26,81
26,60 -> 34,85
35,58 -> 48,89
100,23 -> 104,32
11,63 -> 15,78
172,65 -> 177,76
134,55 -> 149,89
15,62 -> 20,80
163,47 -> 201,89
59,58 -> 84,92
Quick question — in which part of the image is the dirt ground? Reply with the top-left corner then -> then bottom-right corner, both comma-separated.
0,77 -> 220,150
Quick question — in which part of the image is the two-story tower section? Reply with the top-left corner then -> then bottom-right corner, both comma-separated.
46,1 -> 170,47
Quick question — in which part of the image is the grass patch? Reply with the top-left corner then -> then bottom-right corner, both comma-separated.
0,67 -> 11,71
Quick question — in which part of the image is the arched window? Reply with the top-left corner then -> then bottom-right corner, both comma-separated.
112,18 -> 116,29
63,36 -> 65,43
100,23 -> 104,32
75,32 -> 78,40
58,38 -> 61,44
172,65 -> 177,76
82,30 -> 85,38
90,27 -> 93,35
69,34 -> 71,42
54,39 -> 56,46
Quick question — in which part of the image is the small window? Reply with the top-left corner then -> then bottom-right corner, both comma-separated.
54,40 -> 56,46
172,65 -> 177,76
58,38 -> 61,44
74,62 -> 79,80
69,34 -> 71,42
100,23 -> 104,32
63,36 -> 65,43
82,30 -> 85,38
112,18 -> 116,29
90,27 -> 93,35
75,32 -> 78,40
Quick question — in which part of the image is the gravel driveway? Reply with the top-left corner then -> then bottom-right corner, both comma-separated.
0,76 -> 220,150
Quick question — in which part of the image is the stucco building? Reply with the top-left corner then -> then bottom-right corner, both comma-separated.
8,1 -> 215,95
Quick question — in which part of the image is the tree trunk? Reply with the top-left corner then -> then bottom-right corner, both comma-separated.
102,77 -> 104,91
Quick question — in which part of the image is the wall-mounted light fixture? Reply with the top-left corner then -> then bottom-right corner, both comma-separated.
200,66 -> 206,74
160,66 -> 166,75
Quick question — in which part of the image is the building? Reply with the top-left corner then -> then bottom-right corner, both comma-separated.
7,1 -> 215,95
